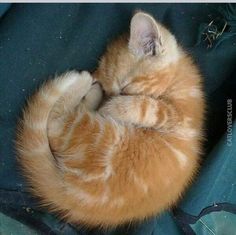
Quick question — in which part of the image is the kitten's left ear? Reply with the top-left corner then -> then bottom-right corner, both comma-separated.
129,12 -> 163,58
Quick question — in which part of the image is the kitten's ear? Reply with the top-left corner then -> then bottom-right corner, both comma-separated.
129,12 -> 163,58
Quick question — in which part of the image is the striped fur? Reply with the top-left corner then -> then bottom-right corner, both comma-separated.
16,12 -> 205,228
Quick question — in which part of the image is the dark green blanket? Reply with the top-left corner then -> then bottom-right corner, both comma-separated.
0,3 -> 235,235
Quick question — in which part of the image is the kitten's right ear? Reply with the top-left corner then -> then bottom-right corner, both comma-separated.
129,12 -> 163,58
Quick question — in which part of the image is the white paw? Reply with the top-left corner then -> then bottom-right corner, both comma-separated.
77,71 -> 93,96
56,70 -> 93,94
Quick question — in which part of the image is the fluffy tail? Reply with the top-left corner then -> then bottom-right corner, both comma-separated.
15,71 -> 92,209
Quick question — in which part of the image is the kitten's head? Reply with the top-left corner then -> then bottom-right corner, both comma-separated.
94,11 -> 182,95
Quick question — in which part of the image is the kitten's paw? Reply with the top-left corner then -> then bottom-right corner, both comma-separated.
59,70 -> 93,93
82,82 -> 103,110
76,71 -> 93,94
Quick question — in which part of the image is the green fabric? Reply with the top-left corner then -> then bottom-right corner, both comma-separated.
0,3 -> 235,235
191,211 -> 236,235
0,3 -> 10,17
180,123 -> 236,215
0,212 -> 38,235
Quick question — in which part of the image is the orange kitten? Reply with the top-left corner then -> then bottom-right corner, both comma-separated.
16,12 -> 205,228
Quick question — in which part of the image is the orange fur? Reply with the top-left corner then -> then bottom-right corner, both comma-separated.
16,12 -> 205,228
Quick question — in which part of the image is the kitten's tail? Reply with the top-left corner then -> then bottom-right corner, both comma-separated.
15,71 -> 92,209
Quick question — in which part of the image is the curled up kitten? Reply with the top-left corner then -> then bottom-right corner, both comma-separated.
16,12 -> 205,228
